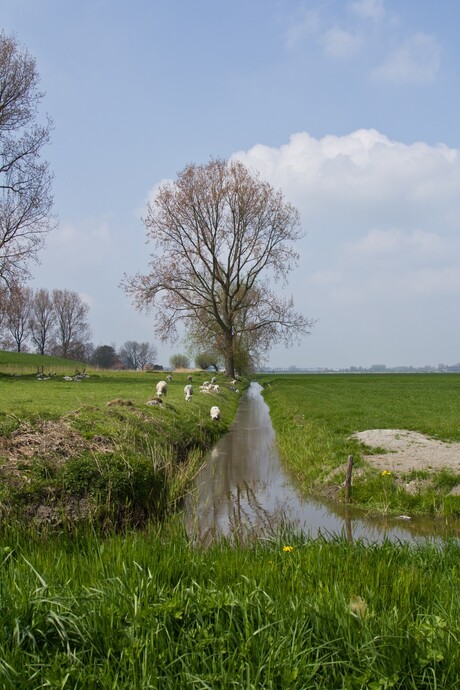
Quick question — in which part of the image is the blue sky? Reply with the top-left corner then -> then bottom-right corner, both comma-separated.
2,0 -> 460,369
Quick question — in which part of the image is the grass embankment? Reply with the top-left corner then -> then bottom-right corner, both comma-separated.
1,525 -> 460,688
257,374 -> 460,518
0,352 -> 244,528
0,350 -> 88,375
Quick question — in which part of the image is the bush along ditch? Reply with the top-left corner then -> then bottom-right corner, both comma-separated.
0,373 -> 247,530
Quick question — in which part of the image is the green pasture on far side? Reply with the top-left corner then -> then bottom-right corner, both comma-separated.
257,373 -> 460,517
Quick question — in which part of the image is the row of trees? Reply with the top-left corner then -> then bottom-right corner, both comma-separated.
0,285 -> 159,370
0,285 -> 92,359
92,342 -> 157,370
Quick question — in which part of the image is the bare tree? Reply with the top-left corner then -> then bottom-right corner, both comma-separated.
51,289 -> 91,359
118,340 -> 157,370
122,158 -> 314,377
0,32 -> 55,287
1,283 -> 32,351
29,287 -> 55,354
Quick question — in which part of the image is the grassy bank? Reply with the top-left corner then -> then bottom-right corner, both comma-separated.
0,525 -> 459,688
0,354 -> 244,528
257,374 -> 460,519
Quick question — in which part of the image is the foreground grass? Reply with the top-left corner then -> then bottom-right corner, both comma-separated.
0,354 -> 244,527
257,374 -> 460,519
0,525 -> 459,689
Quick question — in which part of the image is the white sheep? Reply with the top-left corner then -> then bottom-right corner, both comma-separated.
210,405 -> 220,420
184,384 -> 193,401
211,376 -> 218,384
166,374 -> 173,382
187,375 -> 193,382
156,380 -> 168,397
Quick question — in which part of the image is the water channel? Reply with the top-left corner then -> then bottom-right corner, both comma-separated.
184,382 -> 460,543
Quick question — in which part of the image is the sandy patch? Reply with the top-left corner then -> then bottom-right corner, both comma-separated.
352,429 -> 460,474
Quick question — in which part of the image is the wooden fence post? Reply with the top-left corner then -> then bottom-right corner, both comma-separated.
345,454 -> 354,504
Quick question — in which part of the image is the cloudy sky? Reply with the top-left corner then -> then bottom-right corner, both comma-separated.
2,0 -> 460,369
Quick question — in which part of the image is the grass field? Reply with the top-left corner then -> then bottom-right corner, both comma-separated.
1,524 -> 460,689
257,373 -> 460,518
3,357 -> 460,687
0,350 -> 88,374
0,352 -> 244,528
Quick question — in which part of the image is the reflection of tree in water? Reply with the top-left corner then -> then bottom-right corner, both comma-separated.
186,383 -> 341,542
228,482 -> 278,537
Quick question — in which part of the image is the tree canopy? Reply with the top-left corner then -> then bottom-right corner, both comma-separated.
123,158 -> 313,377
170,353 -> 190,370
0,32 -> 54,287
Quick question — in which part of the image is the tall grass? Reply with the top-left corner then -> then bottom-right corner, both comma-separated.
0,524 -> 459,688
257,374 -> 460,518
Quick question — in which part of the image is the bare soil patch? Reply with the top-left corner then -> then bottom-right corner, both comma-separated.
0,419 -> 113,480
352,429 -> 460,474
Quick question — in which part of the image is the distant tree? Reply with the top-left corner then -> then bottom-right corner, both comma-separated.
2,284 -> 32,351
29,287 -> 55,354
195,351 -> 221,372
92,344 -> 116,369
122,158 -> 313,378
51,289 -> 91,359
0,32 -> 55,287
170,353 -> 190,370
69,340 -> 94,364
119,340 -> 157,370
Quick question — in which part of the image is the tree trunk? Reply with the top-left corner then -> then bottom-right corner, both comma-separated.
224,332 -> 236,378
225,358 -> 235,379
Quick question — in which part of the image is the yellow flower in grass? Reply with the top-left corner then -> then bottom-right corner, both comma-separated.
381,470 -> 392,476
283,545 -> 294,552
350,595 -> 368,619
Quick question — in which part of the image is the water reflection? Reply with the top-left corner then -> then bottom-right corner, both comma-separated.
184,383 -> 460,543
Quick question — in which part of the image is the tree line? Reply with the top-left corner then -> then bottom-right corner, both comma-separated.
0,285 -> 160,369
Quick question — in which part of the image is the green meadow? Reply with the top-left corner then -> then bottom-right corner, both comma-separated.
1,525 -> 460,689
257,373 -> 460,519
0,352 -> 244,527
2,357 -> 460,688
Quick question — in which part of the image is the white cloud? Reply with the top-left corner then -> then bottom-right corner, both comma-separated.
321,27 -> 362,58
374,32 -> 441,83
347,227 -> 457,262
284,8 -> 320,50
233,129 -> 460,315
348,0 -> 385,22
53,217 -> 112,249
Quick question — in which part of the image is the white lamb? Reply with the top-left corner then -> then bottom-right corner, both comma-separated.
210,405 -> 220,420
184,384 -> 193,401
156,380 -> 168,397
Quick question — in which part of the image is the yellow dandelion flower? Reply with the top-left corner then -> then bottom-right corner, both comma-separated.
283,545 -> 294,552
381,470 -> 392,476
